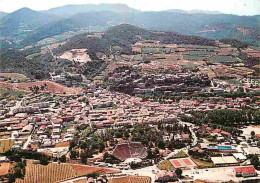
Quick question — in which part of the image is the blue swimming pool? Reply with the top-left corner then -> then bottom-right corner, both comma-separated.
218,146 -> 232,150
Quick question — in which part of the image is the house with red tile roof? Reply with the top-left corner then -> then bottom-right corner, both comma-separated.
234,166 -> 257,177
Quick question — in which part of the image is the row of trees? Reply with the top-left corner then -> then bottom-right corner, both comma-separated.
185,109 -> 260,127
4,149 -> 50,165
28,84 -> 47,94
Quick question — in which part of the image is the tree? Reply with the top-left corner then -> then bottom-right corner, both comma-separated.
6,174 -> 15,183
251,155 -> 259,169
59,155 -> 66,163
175,168 -> 183,178
70,150 -> 78,159
40,156 -> 49,165
40,85 -> 45,91
251,131 -> 255,138
13,162 -> 25,178
103,152 -> 109,162
156,139 -> 165,149
147,149 -> 154,159
33,85 -> 39,94
80,151 -> 88,164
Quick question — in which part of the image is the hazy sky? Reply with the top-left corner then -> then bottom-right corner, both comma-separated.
0,0 -> 260,15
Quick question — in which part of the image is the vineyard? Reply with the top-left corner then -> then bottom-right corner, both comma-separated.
71,164 -> 120,176
108,175 -> 151,183
15,163 -> 78,183
15,162 -> 120,183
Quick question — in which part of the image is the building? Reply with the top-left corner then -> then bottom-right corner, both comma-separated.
211,156 -> 239,166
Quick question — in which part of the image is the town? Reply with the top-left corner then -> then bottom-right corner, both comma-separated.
0,30 -> 259,183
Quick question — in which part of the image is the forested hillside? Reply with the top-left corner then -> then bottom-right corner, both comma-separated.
53,24 -> 217,55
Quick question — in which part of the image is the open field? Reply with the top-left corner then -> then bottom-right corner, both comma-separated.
0,89 -> 25,98
0,81 -> 83,95
0,73 -> 28,81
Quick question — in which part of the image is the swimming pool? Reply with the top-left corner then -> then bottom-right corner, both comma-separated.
218,146 -> 232,150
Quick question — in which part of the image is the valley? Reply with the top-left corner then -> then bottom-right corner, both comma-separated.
0,3 -> 260,183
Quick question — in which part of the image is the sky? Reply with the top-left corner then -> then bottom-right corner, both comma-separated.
0,0 -> 259,15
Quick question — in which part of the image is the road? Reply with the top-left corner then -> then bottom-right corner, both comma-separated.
22,135 -> 31,150
178,119 -> 198,147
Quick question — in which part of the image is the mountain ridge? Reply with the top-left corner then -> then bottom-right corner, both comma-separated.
0,4 -> 259,48
43,3 -> 139,18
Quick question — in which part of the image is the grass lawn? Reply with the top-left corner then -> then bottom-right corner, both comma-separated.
172,150 -> 188,158
0,73 -> 28,81
183,55 -> 207,61
0,89 -> 25,98
157,160 -> 175,171
191,157 -> 214,168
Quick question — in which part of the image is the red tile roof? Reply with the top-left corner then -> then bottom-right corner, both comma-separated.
212,129 -> 221,133
221,131 -> 231,136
